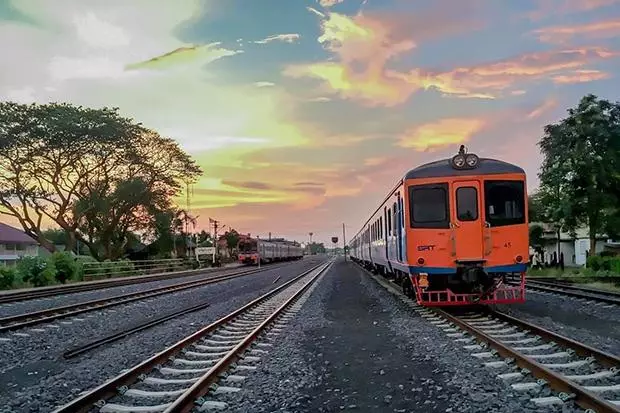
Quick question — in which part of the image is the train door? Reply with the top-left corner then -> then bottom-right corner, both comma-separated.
396,195 -> 403,262
384,207 -> 389,260
452,181 -> 484,260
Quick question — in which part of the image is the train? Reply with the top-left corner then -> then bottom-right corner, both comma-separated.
348,146 -> 529,306
237,237 -> 304,265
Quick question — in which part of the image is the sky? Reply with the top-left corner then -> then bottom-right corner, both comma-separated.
1,0 -> 619,245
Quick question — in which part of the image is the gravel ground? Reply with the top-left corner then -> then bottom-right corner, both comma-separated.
221,259 -> 575,413
0,261 -> 298,319
495,288 -> 620,356
0,257 -> 325,413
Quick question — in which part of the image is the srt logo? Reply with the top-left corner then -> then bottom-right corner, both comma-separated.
417,245 -> 435,251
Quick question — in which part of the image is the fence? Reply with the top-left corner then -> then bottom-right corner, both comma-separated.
82,258 -> 195,281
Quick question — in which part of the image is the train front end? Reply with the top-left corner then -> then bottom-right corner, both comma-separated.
238,239 -> 259,265
405,150 -> 528,306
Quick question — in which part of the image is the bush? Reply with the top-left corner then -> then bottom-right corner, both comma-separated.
586,255 -> 620,274
17,256 -> 56,287
49,252 -> 79,283
0,266 -> 17,290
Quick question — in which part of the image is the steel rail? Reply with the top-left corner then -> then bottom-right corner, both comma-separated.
62,301 -> 212,359
164,259 -> 332,413
0,261 -> 297,305
360,264 -> 620,413
516,281 -> 620,305
526,280 -> 620,298
435,308 -> 620,413
0,263 -> 292,333
0,268 -> 215,305
488,309 -> 620,368
51,259 -> 331,413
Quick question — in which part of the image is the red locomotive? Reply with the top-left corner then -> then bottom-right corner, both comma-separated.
237,237 -> 303,265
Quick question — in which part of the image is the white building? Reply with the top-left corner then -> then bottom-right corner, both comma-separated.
0,223 -> 39,266
531,222 -> 613,267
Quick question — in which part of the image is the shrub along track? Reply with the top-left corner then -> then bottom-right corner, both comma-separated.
0,262 -> 300,334
51,259 -> 333,413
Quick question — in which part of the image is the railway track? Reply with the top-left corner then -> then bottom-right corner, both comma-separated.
0,264 -> 291,334
52,258 -> 333,413
431,308 -> 620,412
0,262 -> 297,305
510,279 -> 620,306
363,267 -> 620,412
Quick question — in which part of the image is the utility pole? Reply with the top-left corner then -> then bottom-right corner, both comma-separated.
343,223 -> 347,262
210,218 -> 219,265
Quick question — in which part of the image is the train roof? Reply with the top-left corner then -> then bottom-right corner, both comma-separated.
404,157 -> 524,179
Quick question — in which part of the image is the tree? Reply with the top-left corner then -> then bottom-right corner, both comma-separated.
72,178 -> 173,260
0,101 -> 202,260
223,229 -> 240,256
538,94 -> 620,253
528,192 -> 545,223
197,230 -> 213,246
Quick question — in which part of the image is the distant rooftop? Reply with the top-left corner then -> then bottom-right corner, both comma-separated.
0,223 -> 38,244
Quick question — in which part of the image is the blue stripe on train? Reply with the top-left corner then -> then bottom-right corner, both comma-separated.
409,263 -> 527,275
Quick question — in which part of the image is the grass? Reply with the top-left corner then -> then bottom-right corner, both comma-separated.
579,282 -> 620,293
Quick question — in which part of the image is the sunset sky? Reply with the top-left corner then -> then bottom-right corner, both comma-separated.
1,0 -> 619,245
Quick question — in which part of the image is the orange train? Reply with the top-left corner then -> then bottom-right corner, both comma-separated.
348,146 -> 529,306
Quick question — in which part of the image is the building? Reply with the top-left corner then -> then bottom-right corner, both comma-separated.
0,223 -> 39,266
531,222 -> 614,266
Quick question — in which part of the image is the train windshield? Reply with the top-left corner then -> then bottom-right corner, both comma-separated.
484,180 -> 525,226
238,240 -> 257,253
408,183 -> 450,228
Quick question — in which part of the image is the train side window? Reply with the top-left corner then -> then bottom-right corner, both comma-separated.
392,202 -> 398,233
379,216 -> 383,238
408,183 -> 450,229
456,187 -> 478,221
484,180 -> 525,227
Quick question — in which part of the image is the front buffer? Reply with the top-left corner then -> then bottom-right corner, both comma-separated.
409,269 -> 526,306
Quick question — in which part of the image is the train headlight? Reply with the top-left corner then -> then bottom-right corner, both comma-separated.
465,154 -> 479,168
451,154 -> 466,169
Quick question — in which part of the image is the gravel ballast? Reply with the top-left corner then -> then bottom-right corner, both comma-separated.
0,261 -> 298,319
222,259 -> 573,413
0,257 -> 325,413
496,288 -> 620,356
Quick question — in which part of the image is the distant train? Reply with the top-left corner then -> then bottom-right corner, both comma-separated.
349,146 -> 529,306
237,237 -> 304,265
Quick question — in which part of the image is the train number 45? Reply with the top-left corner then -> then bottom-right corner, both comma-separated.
504,242 -> 512,248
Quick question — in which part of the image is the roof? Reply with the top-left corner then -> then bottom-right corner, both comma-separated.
0,223 -> 38,244
405,157 -> 525,179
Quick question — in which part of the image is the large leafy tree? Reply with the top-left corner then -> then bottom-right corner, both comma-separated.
538,94 -> 620,252
0,101 -> 202,260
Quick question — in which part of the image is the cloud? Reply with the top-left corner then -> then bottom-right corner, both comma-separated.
551,69 -> 611,83
527,0 -> 620,20
254,34 -> 300,44
285,7 -> 618,106
307,7 -> 326,18
318,0 -> 345,7
221,181 -> 274,190
254,81 -> 275,87
307,96 -> 332,102
126,43 -> 241,70
526,98 -> 559,119
531,19 -> 620,44
397,118 -> 486,151
396,47 -> 618,99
